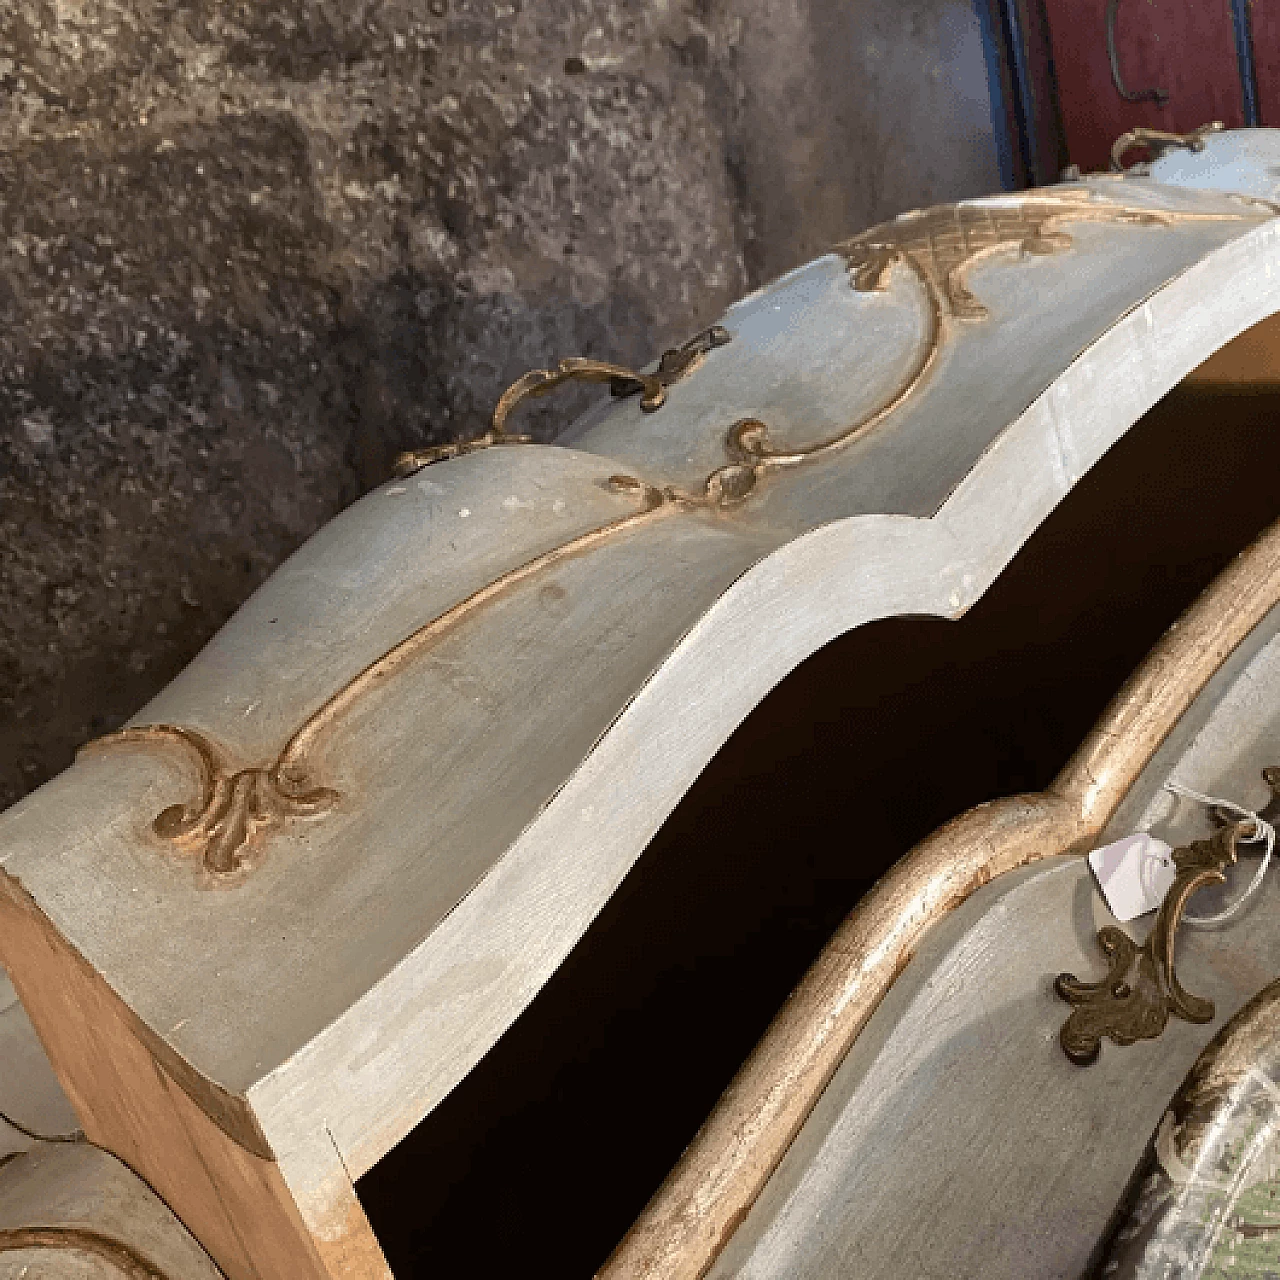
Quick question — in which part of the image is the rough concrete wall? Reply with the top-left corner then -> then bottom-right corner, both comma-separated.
732,0 -> 1004,280
0,0 -> 1002,809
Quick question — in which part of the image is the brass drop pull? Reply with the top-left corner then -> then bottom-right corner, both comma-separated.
1056,820 -> 1246,1064
394,324 -> 731,476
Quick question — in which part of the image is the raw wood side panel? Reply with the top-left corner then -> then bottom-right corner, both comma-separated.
0,875 -> 387,1280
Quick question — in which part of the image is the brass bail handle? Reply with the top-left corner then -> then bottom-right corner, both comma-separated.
1054,764 -> 1280,1066
394,325 -> 731,477
1111,121 -> 1224,172
491,324 -> 733,436
491,358 -> 665,437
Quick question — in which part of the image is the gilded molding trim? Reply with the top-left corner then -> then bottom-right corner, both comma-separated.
86,191 -> 1272,879
1056,819 -> 1252,1064
0,1225 -> 171,1280
599,515 -> 1280,1280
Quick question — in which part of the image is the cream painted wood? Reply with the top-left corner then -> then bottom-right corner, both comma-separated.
6,134 -> 1280,1276
709,609 -> 1280,1278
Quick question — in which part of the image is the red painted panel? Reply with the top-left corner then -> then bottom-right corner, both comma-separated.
1246,2 -> 1280,125
1041,0 -> 1243,173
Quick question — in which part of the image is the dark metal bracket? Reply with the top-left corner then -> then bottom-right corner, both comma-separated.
1106,0 -> 1169,106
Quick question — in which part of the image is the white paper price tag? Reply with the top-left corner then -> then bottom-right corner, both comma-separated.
1088,832 -> 1176,923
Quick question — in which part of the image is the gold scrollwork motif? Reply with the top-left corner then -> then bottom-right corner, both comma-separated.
691,190 -> 1257,508
90,191 -> 1274,881
80,726 -> 340,880
407,193 -> 1265,509
1055,820 -> 1249,1065
85,477 -> 681,879
393,325 -> 732,477
841,192 -> 1178,321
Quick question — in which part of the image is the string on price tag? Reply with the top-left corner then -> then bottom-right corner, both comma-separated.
1163,781 -> 1275,927
1086,780 -> 1275,925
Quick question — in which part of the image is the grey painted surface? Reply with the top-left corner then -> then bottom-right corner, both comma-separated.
710,589 -> 1280,1277
569,189 -> 1260,526
0,0 -> 1006,816
709,860 -> 1280,1279
22,500 -> 769,1098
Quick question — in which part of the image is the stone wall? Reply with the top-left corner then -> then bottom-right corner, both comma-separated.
0,0 -> 1001,808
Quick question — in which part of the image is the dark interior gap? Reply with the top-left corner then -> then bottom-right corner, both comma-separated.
357,383 -> 1280,1277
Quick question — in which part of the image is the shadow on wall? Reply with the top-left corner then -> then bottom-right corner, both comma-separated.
0,1 -> 1004,810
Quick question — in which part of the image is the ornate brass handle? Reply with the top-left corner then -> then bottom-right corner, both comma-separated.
1111,121 -> 1224,172
1056,818 -> 1248,1064
394,324 -> 731,476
